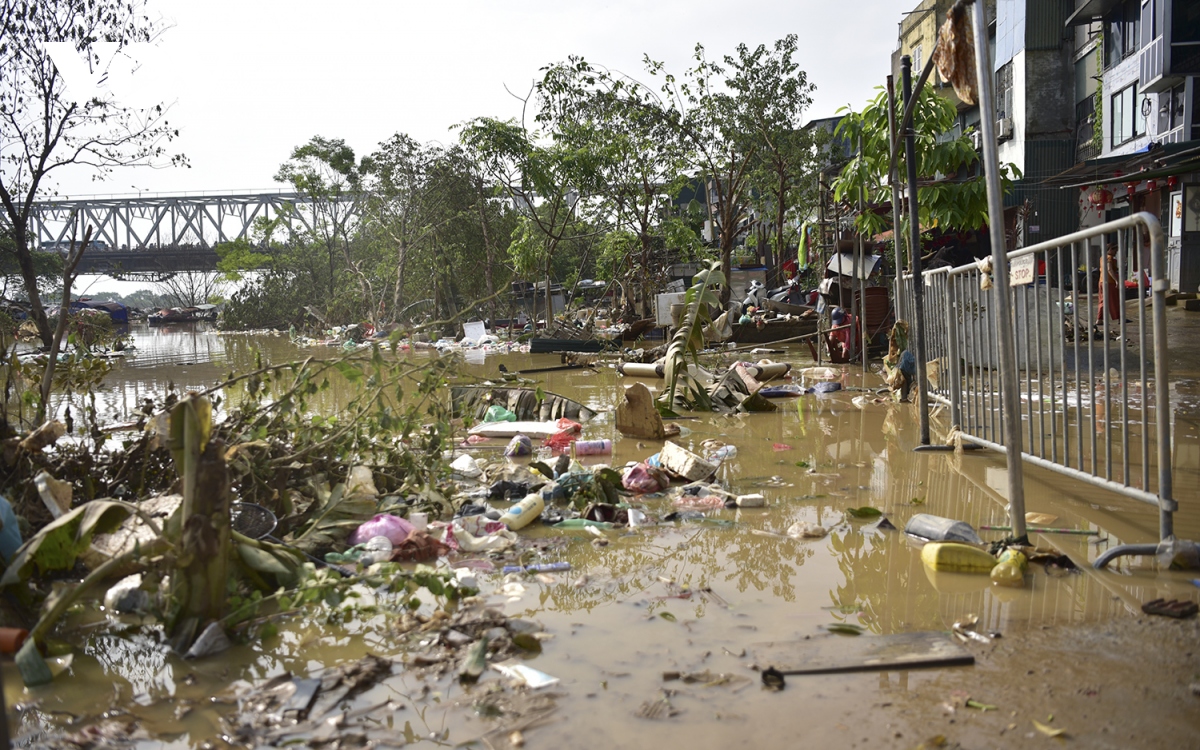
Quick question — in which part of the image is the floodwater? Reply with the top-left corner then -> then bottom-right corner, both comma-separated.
7,318 -> 1200,748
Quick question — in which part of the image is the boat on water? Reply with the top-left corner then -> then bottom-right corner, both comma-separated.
729,316 -> 818,345
70,299 -> 129,324
147,304 -> 219,325
529,317 -> 658,353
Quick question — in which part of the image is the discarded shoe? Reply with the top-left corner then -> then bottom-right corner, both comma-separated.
1141,598 -> 1198,619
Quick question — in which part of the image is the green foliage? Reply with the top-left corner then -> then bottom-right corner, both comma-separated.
832,85 -> 1020,238
662,260 -> 724,410
216,238 -> 271,280
0,500 -> 134,586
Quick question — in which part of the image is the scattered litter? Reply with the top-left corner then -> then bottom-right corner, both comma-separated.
1032,719 -> 1068,738
787,521 -> 828,539
906,513 -> 983,544
921,543 -> 998,573
502,562 -> 571,574
493,662 -> 560,689
348,514 -> 414,546
1141,598 -> 1198,619
505,435 -> 534,457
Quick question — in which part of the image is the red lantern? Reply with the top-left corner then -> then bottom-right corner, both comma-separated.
1147,178 -> 1158,191
1125,181 -> 1139,196
1168,175 -> 1179,190
1088,186 -> 1113,217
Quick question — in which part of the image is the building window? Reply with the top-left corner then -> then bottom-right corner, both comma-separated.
1105,0 -> 1141,68
1111,82 -> 1146,146
1161,82 -> 1185,132
995,62 -> 1013,120
912,44 -> 923,73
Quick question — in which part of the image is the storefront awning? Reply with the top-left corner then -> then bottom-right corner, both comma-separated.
1041,141 -> 1200,190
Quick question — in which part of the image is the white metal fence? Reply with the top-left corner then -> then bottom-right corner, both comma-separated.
901,212 -> 1176,563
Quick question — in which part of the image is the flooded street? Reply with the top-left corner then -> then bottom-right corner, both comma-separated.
9,321 -> 1200,748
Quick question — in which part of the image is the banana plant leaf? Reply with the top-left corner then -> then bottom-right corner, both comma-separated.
0,500 -> 134,587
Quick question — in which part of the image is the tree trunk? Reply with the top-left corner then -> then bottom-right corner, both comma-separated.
167,397 -> 230,651
772,172 -> 789,287
11,226 -> 53,348
475,178 -> 497,307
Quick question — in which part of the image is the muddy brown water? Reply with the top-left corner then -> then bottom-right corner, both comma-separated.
7,321 -> 1200,748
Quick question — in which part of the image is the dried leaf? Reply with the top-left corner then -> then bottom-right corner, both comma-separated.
1033,720 -> 1066,738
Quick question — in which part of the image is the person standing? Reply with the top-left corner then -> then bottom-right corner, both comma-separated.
1096,244 -> 1121,325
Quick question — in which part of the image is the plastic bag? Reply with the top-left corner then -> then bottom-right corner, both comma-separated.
622,463 -> 669,494
349,514 -> 415,546
542,429 -> 578,454
484,405 -> 517,423
554,417 -> 582,434
505,434 -> 533,457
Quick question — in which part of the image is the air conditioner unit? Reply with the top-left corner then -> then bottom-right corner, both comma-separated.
996,117 -> 1014,142
969,130 -> 984,150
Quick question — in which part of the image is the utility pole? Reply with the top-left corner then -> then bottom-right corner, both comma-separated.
901,55 -> 931,446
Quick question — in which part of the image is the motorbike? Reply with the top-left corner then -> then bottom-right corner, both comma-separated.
739,277 -> 810,317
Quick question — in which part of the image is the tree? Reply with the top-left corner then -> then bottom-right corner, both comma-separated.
0,0 -> 185,347
156,270 -> 225,307
540,38 -> 818,304
459,117 -> 607,327
831,85 -> 1020,246
735,37 -> 824,284
538,60 -> 696,319
274,136 -> 366,317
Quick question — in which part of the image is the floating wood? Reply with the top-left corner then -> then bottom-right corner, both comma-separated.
751,631 -> 974,676
616,382 -> 667,440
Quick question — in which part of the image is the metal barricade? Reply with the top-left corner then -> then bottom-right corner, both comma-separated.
902,212 -> 1180,568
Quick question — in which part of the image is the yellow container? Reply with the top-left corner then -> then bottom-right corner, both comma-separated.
920,542 -> 998,573
990,560 -> 1025,587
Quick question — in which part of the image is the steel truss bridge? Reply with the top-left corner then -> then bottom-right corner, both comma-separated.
27,190 -> 352,276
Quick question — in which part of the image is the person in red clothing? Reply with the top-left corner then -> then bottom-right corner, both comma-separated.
1096,244 -> 1121,324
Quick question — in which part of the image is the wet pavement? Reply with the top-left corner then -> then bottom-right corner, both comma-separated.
7,318 -> 1200,748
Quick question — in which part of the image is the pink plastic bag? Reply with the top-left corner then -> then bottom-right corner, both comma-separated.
349,514 -> 415,546
622,462 -> 669,494
555,418 -> 583,434
542,429 -> 578,454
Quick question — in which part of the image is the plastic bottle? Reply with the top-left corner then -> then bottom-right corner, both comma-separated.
499,493 -> 546,531
573,439 -> 612,456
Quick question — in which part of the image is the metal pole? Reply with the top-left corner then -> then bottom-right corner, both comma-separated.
887,75 -> 906,321
901,56 -> 931,446
970,0 -> 1026,538
857,136 -> 869,373
1146,214 -> 1175,539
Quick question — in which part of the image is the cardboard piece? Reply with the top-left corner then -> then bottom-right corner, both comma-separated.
616,383 -> 667,439
751,631 -> 974,676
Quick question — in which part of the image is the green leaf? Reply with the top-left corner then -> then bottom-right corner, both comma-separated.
334,361 -> 363,384
659,611 -> 676,622
237,544 -> 297,577
827,623 -> 865,636
529,461 -> 556,479
794,460 -> 810,468
1,500 -> 134,587
845,506 -> 882,519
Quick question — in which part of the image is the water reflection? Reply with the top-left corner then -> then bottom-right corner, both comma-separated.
18,325 -> 1200,748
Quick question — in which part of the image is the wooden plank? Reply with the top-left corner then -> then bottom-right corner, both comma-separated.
751,631 -> 974,676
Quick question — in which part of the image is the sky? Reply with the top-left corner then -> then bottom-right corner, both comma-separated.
52,0 -> 917,199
